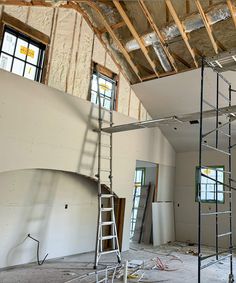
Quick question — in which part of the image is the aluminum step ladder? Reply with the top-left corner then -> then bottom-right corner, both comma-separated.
94,65 -> 121,269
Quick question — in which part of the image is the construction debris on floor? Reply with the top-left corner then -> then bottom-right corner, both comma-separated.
0,242 -> 235,283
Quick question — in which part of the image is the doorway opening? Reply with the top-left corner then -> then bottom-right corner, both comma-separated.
130,160 -> 158,244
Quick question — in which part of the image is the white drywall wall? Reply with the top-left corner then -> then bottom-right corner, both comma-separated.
0,169 -> 97,268
175,150 -> 236,247
0,70 -> 175,268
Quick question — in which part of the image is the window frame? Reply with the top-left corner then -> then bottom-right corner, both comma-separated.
0,12 -> 50,83
195,165 -> 225,204
89,63 -> 118,111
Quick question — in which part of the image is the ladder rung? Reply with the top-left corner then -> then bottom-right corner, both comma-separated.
101,194 -> 114,198
101,143 -> 111,148
201,211 -> 231,216
101,235 -> 116,240
201,254 -> 231,270
201,166 -> 231,175
101,221 -> 114,226
101,208 -> 113,212
100,249 -> 119,255
218,232 -> 232,238
100,169 -> 111,172
101,156 -> 111,160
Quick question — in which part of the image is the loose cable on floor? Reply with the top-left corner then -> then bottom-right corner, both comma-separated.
27,234 -> 48,265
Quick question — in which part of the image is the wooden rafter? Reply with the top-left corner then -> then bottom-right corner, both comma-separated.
99,21 -> 126,34
226,0 -> 236,28
75,1 -> 142,81
165,0 -> 198,67
195,0 -> 218,54
138,0 -> 177,73
113,0 -> 159,77
172,52 -> 191,68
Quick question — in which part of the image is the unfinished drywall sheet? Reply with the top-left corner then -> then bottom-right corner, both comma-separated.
152,202 -> 175,246
3,5 -> 28,22
0,169 -> 97,268
48,9 -> 76,92
157,165 -> 175,202
118,73 -> 130,116
129,89 -> 140,119
92,35 -> 106,66
27,6 -> 54,37
72,18 -> 94,99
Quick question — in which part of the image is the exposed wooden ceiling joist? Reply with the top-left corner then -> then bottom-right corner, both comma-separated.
99,21 -> 126,34
138,0 -> 178,73
113,0 -> 160,78
226,0 -> 236,28
165,0 -> 198,68
195,0 -> 218,54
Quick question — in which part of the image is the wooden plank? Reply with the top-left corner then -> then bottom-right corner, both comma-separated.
165,0 -> 198,67
99,21 -> 126,34
226,0 -> 236,28
113,0 -> 159,77
2,12 -> 50,44
138,0 -> 177,72
195,0 -> 218,54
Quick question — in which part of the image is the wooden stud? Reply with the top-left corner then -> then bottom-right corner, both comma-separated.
165,0 -> 198,67
227,0 -> 236,28
113,0 -> 159,77
138,0 -> 177,72
195,0 -> 218,54
99,21 -> 126,34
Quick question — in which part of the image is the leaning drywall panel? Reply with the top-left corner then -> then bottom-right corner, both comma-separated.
152,202 -> 175,246
4,5 -> 29,22
72,18 -> 94,99
48,9 -> 76,92
117,73 -> 130,116
92,35 -> 106,66
0,169 -> 97,268
27,6 -> 54,37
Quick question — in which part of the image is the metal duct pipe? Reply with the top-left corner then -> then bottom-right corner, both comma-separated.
124,3 -> 231,72
126,3 -> 231,52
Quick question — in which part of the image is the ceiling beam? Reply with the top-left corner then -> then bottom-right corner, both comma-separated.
113,0 -> 159,78
195,0 -> 218,54
165,0 -> 198,67
99,21 -> 126,34
226,0 -> 236,28
76,1 -> 142,82
138,0 -> 177,73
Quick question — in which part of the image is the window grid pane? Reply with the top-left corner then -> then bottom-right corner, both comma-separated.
90,72 -> 116,110
0,26 -> 46,82
198,167 -> 224,203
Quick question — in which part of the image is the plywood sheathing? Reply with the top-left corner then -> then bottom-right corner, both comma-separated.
92,35 -> 106,66
47,9 -> 76,92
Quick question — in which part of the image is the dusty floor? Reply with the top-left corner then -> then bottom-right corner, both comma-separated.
0,242 -> 235,283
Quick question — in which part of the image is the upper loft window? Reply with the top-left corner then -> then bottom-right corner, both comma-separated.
0,26 -> 46,82
90,64 -> 117,111
196,166 -> 224,203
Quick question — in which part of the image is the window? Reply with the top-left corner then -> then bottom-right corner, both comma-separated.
90,71 -> 116,111
130,168 -> 145,239
196,166 -> 224,203
0,26 -> 46,82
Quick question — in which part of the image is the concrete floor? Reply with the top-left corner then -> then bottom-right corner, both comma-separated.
0,242 -> 235,282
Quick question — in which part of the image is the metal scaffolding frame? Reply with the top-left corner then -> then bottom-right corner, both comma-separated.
198,58 -> 235,283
